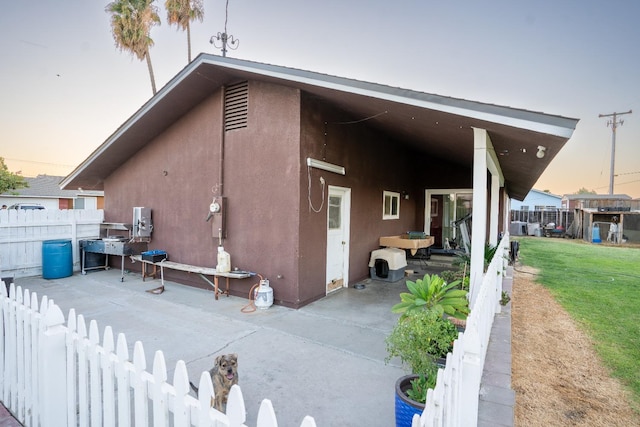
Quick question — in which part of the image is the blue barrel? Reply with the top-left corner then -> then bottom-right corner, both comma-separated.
592,225 -> 601,244
42,239 -> 73,279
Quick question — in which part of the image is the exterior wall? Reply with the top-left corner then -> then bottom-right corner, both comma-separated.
297,94 -> 468,305
511,189 -> 561,210
101,80 -> 476,308
104,81 -> 303,306
0,196 -> 101,210
0,197 -> 63,209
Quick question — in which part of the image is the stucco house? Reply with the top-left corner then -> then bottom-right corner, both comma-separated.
1,174 -> 103,210
510,188 -> 562,210
61,54 -> 578,308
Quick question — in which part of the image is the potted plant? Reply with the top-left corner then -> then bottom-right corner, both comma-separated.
394,365 -> 437,427
386,309 -> 459,370
391,273 -> 469,320
386,309 -> 460,427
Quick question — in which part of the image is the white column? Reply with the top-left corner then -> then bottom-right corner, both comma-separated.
470,128 -> 488,309
489,174 -> 500,246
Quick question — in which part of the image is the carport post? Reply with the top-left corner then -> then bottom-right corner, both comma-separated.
470,128 -> 489,309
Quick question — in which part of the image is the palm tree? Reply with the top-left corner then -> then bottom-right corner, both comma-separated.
106,0 -> 161,95
165,0 -> 204,63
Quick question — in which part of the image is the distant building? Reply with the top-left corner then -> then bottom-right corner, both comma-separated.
0,175 -> 104,209
510,189 -> 562,210
561,193 -> 633,210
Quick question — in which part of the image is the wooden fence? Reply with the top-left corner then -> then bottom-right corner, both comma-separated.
0,209 -> 104,279
0,282 -> 317,427
414,233 -> 509,427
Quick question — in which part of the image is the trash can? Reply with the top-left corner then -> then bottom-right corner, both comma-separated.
592,225 -> 601,244
42,239 -> 73,279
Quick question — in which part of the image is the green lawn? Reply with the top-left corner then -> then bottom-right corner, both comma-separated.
514,237 -> 640,409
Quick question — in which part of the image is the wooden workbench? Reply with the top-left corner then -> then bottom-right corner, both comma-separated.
130,255 -> 252,299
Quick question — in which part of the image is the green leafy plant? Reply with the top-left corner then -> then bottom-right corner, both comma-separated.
441,268 -> 470,291
500,291 -> 511,306
385,309 -> 459,374
392,273 -> 469,319
405,366 -> 438,404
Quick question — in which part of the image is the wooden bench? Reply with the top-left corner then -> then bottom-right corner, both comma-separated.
130,255 -> 252,299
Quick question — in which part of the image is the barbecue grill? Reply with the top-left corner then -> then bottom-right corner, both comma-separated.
81,212 -> 151,281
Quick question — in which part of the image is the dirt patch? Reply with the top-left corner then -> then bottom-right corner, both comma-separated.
512,265 -> 640,426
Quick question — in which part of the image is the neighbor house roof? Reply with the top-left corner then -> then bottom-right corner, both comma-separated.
1,175 -> 103,199
61,54 -> 579,200
562,194 -> 631,200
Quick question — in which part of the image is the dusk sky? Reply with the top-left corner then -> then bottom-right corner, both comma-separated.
2,0 -> 639,197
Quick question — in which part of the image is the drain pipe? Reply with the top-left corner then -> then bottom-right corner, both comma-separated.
218,85 -> 226,246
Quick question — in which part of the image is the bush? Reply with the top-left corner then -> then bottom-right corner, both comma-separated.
385,309 -> 459,375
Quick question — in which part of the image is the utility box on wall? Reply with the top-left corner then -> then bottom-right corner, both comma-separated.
210,197 -> 227,241
133,207 -> 153,240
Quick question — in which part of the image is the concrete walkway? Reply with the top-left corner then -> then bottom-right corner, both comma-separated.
1,264 -> 515,426
478,267 -> 515,427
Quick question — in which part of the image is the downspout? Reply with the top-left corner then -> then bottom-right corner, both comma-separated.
218,85 -> 226,245
219,85 -> 226,198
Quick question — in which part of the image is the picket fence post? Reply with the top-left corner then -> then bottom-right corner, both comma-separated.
115,333 -> 132,427
66,309 -> 78,427
40,303 -> 68,427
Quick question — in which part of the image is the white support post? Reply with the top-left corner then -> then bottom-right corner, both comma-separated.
470,128 -> 489,309
489,174 -> 500,246
40,304 -> 68,427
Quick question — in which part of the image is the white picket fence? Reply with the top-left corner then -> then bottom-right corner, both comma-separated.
0,209 -> 104,278
0,282 -> 317,427
414,233 -> 509,427
0,226 -> 509,427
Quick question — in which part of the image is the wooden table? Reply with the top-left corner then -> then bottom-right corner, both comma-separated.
379,235 -> 435,255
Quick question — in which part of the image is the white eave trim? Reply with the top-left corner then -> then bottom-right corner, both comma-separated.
199,57 -> 577,139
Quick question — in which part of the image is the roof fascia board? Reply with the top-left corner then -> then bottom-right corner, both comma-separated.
200,57 -> 577,139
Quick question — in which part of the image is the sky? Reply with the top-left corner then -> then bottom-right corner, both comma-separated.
1,0 -> 639,198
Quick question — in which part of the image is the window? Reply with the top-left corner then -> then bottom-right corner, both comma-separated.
383,191 -> 400,220
328,196 -> 342,229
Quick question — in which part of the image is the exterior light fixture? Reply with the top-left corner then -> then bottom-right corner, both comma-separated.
306,158 -> 346,175
536,146 -> 546,159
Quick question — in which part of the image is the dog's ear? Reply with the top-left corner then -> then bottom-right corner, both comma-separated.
215,355 -> 223,367
230,353 -> 238,363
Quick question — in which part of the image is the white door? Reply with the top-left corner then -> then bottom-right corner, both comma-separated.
326,186 -> 351,293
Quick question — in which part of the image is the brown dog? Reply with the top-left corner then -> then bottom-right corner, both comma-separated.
190,354 -> 239,411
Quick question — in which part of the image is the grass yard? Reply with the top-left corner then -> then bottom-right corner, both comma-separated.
514,237 -> 640,408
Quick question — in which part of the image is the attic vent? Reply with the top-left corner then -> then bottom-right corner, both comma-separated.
224,81 -> 248,131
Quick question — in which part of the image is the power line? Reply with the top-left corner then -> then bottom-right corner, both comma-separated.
598,110 -> 632,195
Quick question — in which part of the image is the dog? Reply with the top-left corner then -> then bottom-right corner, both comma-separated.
190,354 -> 239,412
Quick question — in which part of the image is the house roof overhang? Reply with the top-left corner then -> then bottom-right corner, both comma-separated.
60,54 -> 579,200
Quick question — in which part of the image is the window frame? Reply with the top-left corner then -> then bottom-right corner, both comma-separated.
382,191 -> 400,220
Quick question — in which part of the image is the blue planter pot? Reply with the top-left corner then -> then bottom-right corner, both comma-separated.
395,375 -> 424,427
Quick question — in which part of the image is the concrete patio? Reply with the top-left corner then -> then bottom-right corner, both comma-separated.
4,258 -> 513,426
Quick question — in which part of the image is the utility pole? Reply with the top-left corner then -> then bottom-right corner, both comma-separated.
599,110 -> 632,195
